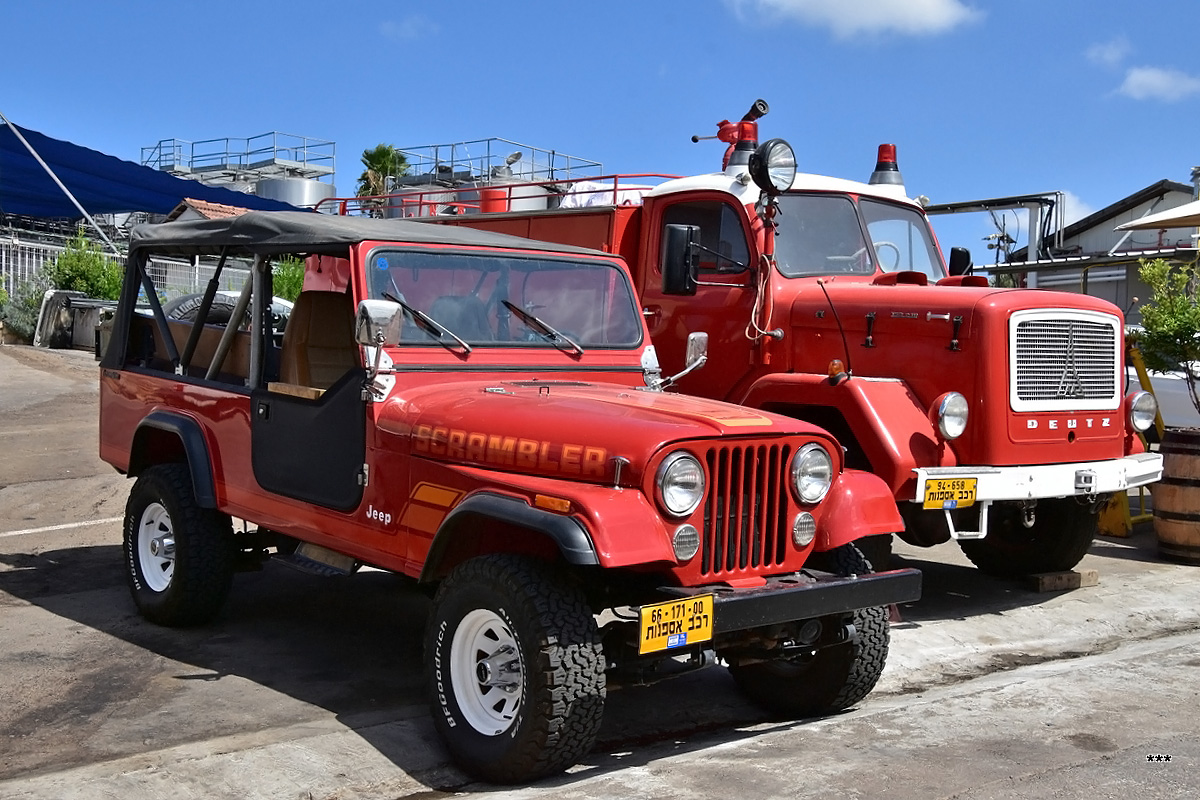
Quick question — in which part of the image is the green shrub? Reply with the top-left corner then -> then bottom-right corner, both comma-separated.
46,228 -> 123,300
1138,257 -> 1200,415
272,257 -> 304,302
0,271 -> 53,342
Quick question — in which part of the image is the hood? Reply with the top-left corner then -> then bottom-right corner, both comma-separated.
377,380 -> 820,485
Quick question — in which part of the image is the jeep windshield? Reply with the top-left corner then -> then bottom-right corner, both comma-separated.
365,249 -> 643,348
773,193 -> 945,281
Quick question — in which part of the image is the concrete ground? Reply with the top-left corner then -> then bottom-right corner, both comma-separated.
1,344 -> 1197,799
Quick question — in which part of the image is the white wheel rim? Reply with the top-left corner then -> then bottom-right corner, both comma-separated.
449,609 -> 524,735
137,501 -> 175,593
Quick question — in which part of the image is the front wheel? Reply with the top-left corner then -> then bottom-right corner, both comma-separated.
728,542 -> 890,716
957,497 -> 1099,576
123,464 -> 235,627
426,555 -> 605,783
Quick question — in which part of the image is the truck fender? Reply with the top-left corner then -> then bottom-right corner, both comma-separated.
129,410 -> 217,508
741,374 -> 953,496
419,492 -> 599,584
814,468 -> 904,552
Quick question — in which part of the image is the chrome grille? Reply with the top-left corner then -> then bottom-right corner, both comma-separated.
1013,317 -> 1117,404
701,443 -> 791,577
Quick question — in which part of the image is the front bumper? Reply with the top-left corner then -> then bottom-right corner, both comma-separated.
913,452 -> 1163,504
911,452 -> 1163,539
659,567 -> 922,634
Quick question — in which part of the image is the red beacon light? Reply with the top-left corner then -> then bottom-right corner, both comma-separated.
868,144 -> 905,187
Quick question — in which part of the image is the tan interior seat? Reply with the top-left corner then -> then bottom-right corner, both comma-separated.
277,290 -> 359,391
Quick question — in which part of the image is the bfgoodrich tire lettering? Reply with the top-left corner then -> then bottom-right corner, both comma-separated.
124,463 -> 235,627
728,542 -> 890,716
426,554 -> 604,783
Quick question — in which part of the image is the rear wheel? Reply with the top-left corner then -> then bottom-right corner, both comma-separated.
124,464 -> 235,627
426,555 -> 605,783
728,542 -> 889,716
958,497 -> 1099,576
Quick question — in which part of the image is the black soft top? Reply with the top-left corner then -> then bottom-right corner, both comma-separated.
129,210 -> 607,259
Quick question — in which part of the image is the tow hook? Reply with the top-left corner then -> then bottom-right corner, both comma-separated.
1021,500 -> 1037,529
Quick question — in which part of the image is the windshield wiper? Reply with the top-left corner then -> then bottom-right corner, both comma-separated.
502,301 -> 584,356
383,291 -> 472,355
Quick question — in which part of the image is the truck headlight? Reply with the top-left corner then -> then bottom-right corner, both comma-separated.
933,392 -> 969,440
749,138 -> 797,195
656,451 -> 705,517
1126,390 -> 1158,432
791,443 -> 833,504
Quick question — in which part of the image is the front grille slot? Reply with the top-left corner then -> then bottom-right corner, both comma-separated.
1013,316 -> 1118,407
701,443 -> 791,576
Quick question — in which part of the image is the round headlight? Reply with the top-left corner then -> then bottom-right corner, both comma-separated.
934,392 -> 969,440
791,443 -> 833,504
1127,390 -> 1158,432
656,452 -> 705,517
748,138 -> 797,195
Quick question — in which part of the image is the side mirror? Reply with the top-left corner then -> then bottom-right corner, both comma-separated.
948,247 -> 973,276
662,224 -> 700,296
684,331 -> 708,371
355,299 -> 404,347
649,331 -> 708,391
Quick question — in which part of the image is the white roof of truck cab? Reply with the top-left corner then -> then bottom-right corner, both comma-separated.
645,170 -> 922,209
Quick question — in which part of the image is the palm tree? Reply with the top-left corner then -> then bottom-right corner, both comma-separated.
356,144 -> 409,198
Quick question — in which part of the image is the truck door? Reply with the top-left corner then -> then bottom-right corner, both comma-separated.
641,197 -> 757,401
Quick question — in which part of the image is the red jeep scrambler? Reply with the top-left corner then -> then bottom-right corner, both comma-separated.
99,211 -> 919,782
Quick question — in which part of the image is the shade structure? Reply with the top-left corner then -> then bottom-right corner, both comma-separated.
1115,198 -> 1200,231
0,121 -> 302,218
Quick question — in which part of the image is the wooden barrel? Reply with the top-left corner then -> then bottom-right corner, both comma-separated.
1154,428 -> 1200,564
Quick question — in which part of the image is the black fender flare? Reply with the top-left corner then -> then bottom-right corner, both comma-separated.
419,492 -> 598,584
129,410 -> 217,508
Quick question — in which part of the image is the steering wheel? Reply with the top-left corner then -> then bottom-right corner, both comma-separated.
874,241 -> 901,271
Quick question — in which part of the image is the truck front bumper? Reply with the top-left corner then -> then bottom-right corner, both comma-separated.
911,452 -> 1163,539
659,567 -> 922,634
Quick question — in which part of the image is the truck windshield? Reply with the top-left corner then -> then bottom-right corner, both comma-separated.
859,198 -> 945,280
772,193 -> 944,280
365,249 -> 643,348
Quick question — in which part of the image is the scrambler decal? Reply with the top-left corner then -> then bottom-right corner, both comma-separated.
413,424 -> 607,476
400,482 -> 464,536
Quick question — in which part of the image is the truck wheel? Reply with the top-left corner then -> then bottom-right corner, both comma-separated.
958,497 -> 1098,576
124,464 -> 235,627
728,542 -> 889,716
426,554 -> 605,783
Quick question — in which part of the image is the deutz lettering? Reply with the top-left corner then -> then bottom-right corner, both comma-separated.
1025,417 -> 1112,430
413,424 -> 606,476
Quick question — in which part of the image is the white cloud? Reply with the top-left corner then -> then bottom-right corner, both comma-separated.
728,0 -> 980,38
380,16 -> 438,41
1118,66 -> 1200,102
1085,36 -> 1130,68
1060,191 -> 1096,228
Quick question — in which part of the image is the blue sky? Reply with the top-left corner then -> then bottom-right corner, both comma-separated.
5,0 -> 1199,259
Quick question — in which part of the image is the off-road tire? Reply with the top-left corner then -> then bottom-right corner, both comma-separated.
162,292 -> 241,326
729,542 -> 889,716
852,533 -> 894,571
124,463 -> 235,627
957,497 -> 1099,577
426,554 -> 605,783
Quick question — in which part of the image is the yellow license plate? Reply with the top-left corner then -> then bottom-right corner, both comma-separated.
638,594 -> 714,655
923,477 -> 978,510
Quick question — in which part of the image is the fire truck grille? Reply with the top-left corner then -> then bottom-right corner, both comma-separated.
700,443 -> 792,577
1013,317 -> 1118,403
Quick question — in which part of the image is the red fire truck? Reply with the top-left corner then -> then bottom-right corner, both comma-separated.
99,212 -> 918,782
337,101 -> 1164,575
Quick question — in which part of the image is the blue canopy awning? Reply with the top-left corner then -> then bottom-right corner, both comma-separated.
0,122 -> 302,218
